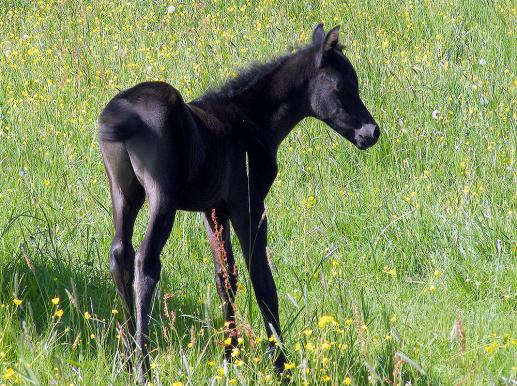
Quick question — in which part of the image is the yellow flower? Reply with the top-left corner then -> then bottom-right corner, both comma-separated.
318,315 -> 338,328
231,347 -> 240,357
434,269 -> 442,278
344,377 -> 352,385
51,297 -> 60,305
321,341 -> 331,350
429,285 -> 436,293
55,309 -> 64,318
383,266 -> 397,278
234,359 -> 244,367
207,360 -> 215,367
305,342 -> 314,351
187,342 -> 193,349
237,337 -> 244,345
284,362 -> 295,370
345,319 -> 353,326
485,341 -> 498,353
13,298 -> 22,306
90,334 -> 95,339
111,309 -> 118,315
228,379 -> 237,385
172,382 -> 183,386
3,368 -> 15,380
217,367 -> 225,376
224,337 -> 232,346
84,311 -> 92,320
322,374 -> 331,382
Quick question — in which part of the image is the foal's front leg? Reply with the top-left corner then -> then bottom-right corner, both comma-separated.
134,198 -> 176,384
229,202 -> 288,372
203,209 -> 239,359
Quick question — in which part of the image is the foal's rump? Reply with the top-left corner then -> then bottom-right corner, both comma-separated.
98,81 -> 206,188
99,81 -> 189,142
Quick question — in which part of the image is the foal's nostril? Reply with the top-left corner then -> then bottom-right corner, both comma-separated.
373,125 -> 380,139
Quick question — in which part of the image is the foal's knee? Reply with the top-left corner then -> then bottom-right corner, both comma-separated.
134,250 -> 162,289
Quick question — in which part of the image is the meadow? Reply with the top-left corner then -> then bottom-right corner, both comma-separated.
0,0 -> 516,384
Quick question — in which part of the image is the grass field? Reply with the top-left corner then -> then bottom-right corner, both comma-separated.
0,0 -> 516,384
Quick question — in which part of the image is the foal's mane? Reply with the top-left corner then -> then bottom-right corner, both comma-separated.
200,42 -> 316,102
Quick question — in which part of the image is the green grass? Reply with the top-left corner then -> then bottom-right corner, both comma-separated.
0,0 -> 516,384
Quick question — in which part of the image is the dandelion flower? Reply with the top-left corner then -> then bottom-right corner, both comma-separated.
55,309 -> 64,318
51,297 -> 60,305
84,311 -> 92,320
172,382 -> 183,386
429,285 -> 436,293
111,309 -> 118,315
224,337 -> 232,346
284,362 -> 296,370
13,297 -> 22,306
344,377 -> 352,385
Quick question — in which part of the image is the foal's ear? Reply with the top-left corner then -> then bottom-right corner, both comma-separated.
315,25 -> 341,67
312,23 -> 325,45
323,25 -> 340,52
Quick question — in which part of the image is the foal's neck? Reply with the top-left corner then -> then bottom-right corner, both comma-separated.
234,51 -> 314,148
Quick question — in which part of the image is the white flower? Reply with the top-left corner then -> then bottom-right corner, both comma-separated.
479,58 -> 486,66
167,5 -> 175,13
431,109 -> 440,120
22,34 -> 29,41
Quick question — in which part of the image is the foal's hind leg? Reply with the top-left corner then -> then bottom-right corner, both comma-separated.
133,192 -> 176,384
203,209 -> 238,359
102,142 -> 145,345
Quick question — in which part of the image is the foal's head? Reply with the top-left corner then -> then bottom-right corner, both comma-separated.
308,24 -> 380,150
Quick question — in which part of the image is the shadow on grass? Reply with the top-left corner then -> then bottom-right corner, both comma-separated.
0,250 -> 217,358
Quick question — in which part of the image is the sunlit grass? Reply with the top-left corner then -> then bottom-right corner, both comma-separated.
0,0 -> 515,384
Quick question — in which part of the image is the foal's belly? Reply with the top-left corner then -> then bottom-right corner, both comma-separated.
175,160 -> 233,212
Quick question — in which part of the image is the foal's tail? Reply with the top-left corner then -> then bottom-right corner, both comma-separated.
98,98 -> 146,142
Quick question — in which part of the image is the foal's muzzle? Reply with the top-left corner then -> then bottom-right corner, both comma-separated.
355,123 -> 380,150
